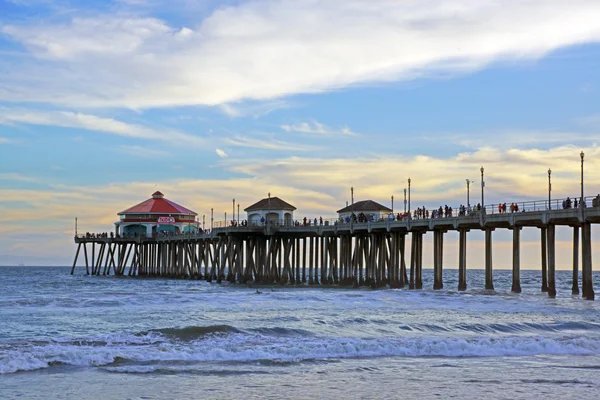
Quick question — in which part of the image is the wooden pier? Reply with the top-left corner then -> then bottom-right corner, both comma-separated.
72,203 -> 599,300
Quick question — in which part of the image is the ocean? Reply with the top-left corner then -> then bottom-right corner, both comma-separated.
1,266 -> 599,399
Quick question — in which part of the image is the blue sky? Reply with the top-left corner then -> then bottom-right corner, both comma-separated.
1,0 -> 600,266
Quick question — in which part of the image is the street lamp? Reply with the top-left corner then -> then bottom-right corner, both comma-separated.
548,168 -> 551,210
232,198 -> 235,225
581,151 -> 584,206
211,208 -> 214,230
466,179 -> 471,208
408,178 -> 411,217
351,186 -> 354,222
480,167 -> 485,209
267,192 -> 271,230
403,188 -> 407,213
391,195 -> 394,214
238,204 -> 240,225
203,214 -> 205,231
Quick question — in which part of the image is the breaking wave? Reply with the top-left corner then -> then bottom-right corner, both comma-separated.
3,326 -> 600,374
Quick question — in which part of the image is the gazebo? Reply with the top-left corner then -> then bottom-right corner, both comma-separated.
115,191 -> 198,237
337,200 -> 392,222
245,196 -> 296,226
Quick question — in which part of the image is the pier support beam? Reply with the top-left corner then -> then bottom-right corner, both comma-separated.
409,232 -> 416,289
433,230 -> 444,290
485,229 -> 494,290
398,234 -> 406,287
572,226 -> 580,295
511,227 -> 522,293
540,227 -> 548,292
416,232 -> 423,289
582,222 -> 595,300
70,243 -> 81,275
547,224 -> 556,298
458,229 -> 468,291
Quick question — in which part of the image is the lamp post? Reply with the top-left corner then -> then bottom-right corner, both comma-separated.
581,151 -> 584,206
408,178 -> 411,217
203,214 -> 205,231
267,192 -> 271,231
232,198 -> 235,225
351,186 -> 354,221
238,204 -> 240,225
225,212 -> 227,227
75,217 -> 78,237
466,179 -> 471,208
548,168 -> 552,210
403,189 -> 407,213
480,167 -> 484,209
211,208 -> 213,230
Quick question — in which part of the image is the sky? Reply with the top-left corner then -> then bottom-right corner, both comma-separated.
1,0 -> 600,268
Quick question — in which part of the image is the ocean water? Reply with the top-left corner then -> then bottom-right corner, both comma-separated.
1,267 -> 599,400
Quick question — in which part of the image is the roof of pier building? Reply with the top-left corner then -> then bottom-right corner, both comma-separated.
337,200 -> 392,214
118,191 -> 197,216
244,197 -> 296,212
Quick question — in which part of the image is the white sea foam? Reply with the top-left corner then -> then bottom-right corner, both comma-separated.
3,333 -> 600,374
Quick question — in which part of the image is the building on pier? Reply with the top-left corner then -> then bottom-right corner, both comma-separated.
245,196 -> 296,226
115,191 -> 198,237
337,200 -> 392,222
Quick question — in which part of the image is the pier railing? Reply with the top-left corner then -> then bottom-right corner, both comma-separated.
75,195 -> 600,240
211,195 -> 599,229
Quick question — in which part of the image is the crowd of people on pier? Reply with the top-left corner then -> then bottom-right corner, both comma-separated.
84,232 -> 111,239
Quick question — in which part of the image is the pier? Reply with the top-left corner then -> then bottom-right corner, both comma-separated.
72,195 -> 600,300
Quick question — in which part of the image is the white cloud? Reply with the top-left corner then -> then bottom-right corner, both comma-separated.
0,137 -> 11,144
2,0 -> 600,108
0,107 -> 205,146
220,100 -> 289,118
225,135 -> 316,151
215,148 -> 228,158
281,121 -> 328,135
281,120 -> 357,136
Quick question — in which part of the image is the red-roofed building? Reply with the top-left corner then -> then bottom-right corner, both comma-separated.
115,191 -> 199,237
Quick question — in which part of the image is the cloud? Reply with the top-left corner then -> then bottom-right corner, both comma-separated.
2,1 -> 600,108
0,137 -> 11,144
215,148 -> 228,158
281,120 -> 357,136
219,100 -> 289,118
452,130 -> 600,150
225,135 -> 316,151
0,107 -> 205,146
281,121 -> 328,135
